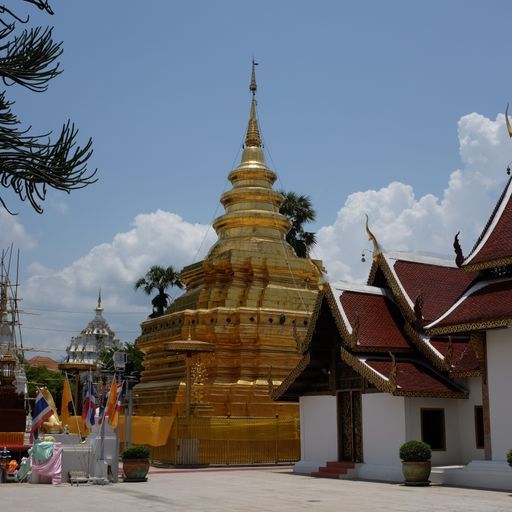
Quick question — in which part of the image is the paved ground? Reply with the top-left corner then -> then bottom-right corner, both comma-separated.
3,466 -> 511,512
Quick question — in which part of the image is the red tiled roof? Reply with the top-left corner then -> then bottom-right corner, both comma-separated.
26,356 -> 60,371
392,260 -> 477,324
462,177 -> 512,269
365,359 -> 457,395
430,338 -> 479,374
339,291 -> 410,350
427,279 -> 512,330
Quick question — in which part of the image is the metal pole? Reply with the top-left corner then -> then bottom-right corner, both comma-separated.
74,371 -> 80,413
127,382 -> 133,446
99,410 -> 106,461
123,379 -> 128,450
112,374 -> 120,483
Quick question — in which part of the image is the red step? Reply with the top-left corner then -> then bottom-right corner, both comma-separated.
311,461 -> 355,479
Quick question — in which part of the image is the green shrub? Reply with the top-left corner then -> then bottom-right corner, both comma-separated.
399,440 -> 431,462
507,449 -> 512,466
121,445 -> 150,460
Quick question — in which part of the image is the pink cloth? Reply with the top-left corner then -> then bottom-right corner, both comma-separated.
32,443 -> 62,485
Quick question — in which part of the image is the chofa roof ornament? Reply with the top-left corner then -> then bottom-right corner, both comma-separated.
506,103 -> 512,139
365,214 -> 382,260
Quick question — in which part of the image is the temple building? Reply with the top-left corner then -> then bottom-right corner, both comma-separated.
134,64 -> 324,464
274,175 -> 512,490
64,293 -> 121,365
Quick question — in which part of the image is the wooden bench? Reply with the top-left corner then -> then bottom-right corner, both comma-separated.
68,470 -> 89,486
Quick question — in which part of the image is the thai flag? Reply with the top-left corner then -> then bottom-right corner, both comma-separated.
81,375 -> 97,430
112,381 -> 123,419
31,390 -> 53,442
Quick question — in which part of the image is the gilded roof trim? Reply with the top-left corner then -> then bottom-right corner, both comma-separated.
393,388 -> 468,399
271,352 -> 311,400
368,255 -> 416,324
299,290 -> 327,353
402,322 -> 448,372
450,369 -> 481,378
461,256 -> 512,272
426,318 -> 512,336
462,176 -> 512,269
339,349 -> 395,393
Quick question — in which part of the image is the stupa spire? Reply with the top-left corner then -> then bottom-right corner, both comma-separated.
96,288 -> 103,314
245,60 -> 262,148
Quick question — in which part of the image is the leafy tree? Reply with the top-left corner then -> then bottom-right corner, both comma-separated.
97,341 -> 144,383
0,0 -> 96,214
279,190 -> 317,258
134,265 -> 183,317
24,363 -> 63,406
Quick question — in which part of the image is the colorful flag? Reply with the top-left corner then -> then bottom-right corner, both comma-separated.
31,389 -> 53,442
59,374 -> 73,426
103,374 -> 116,425
81,374 -> 96,430
107,378 -> 123,429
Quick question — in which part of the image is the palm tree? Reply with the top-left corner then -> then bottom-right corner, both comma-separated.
279,190 -> 317,258
134,265 -> 183,317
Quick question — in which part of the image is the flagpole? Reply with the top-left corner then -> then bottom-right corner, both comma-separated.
99,374 -> 107,463
112,373 -> 120,483
65,373 -> 82,439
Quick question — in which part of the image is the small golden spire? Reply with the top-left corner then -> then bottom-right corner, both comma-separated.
250,59 -> 258,95
96,289 -> 103,313
245,60 -> 262,147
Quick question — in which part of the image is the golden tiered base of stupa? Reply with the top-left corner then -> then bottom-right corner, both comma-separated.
134,64 -> 323,464
135,304 -> 317,419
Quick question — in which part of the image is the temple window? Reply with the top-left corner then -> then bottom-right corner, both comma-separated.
421,408 -> 446,451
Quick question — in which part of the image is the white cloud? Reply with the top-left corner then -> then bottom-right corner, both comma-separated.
315,112 -> 512,282
0,209 -> 37,251
21,210 -> 215,353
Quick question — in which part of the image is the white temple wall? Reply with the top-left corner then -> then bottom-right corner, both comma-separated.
456,376 -> 484,463
361,392 -> 406,464
486,327 -> 512,461
404,396 -> 461,465
294,394 -> 337,474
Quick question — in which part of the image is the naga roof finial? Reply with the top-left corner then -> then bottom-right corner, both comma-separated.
245,60 -> 262,148
365,214 -> 381,259
453,231 -> 465,267
506,103 -> 512,139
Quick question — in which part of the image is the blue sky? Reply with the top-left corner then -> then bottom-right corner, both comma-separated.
2,1 -> 512,356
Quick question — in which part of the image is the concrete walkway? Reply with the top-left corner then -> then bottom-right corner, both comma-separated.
3,466 -> 511,512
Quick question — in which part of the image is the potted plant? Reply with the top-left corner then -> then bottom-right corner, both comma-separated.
121,445 -> 151,482
399,440 -> 432,485
507,449 -> 512,467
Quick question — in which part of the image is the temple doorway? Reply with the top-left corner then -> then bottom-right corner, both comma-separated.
337,386 -> 363,462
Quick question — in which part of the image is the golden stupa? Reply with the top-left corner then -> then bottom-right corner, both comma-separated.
135,63 -> 323,463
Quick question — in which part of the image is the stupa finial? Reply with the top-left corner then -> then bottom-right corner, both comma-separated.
245,59 -> 262,147
96,288 -> 103,313
250,58 -> 258,95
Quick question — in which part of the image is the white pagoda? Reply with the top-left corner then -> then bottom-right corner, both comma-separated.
65,292 -> 121,365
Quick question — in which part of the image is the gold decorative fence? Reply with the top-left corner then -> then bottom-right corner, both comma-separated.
151,416 -> 300,465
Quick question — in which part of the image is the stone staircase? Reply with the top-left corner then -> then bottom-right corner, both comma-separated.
311,461 -> 356,479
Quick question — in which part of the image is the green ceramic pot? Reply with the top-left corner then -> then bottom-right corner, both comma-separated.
122,459 -> 150,482
402,461 -> 431,485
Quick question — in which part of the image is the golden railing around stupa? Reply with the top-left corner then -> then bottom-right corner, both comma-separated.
37,410 -> 300,465
150,415 -> 300,465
